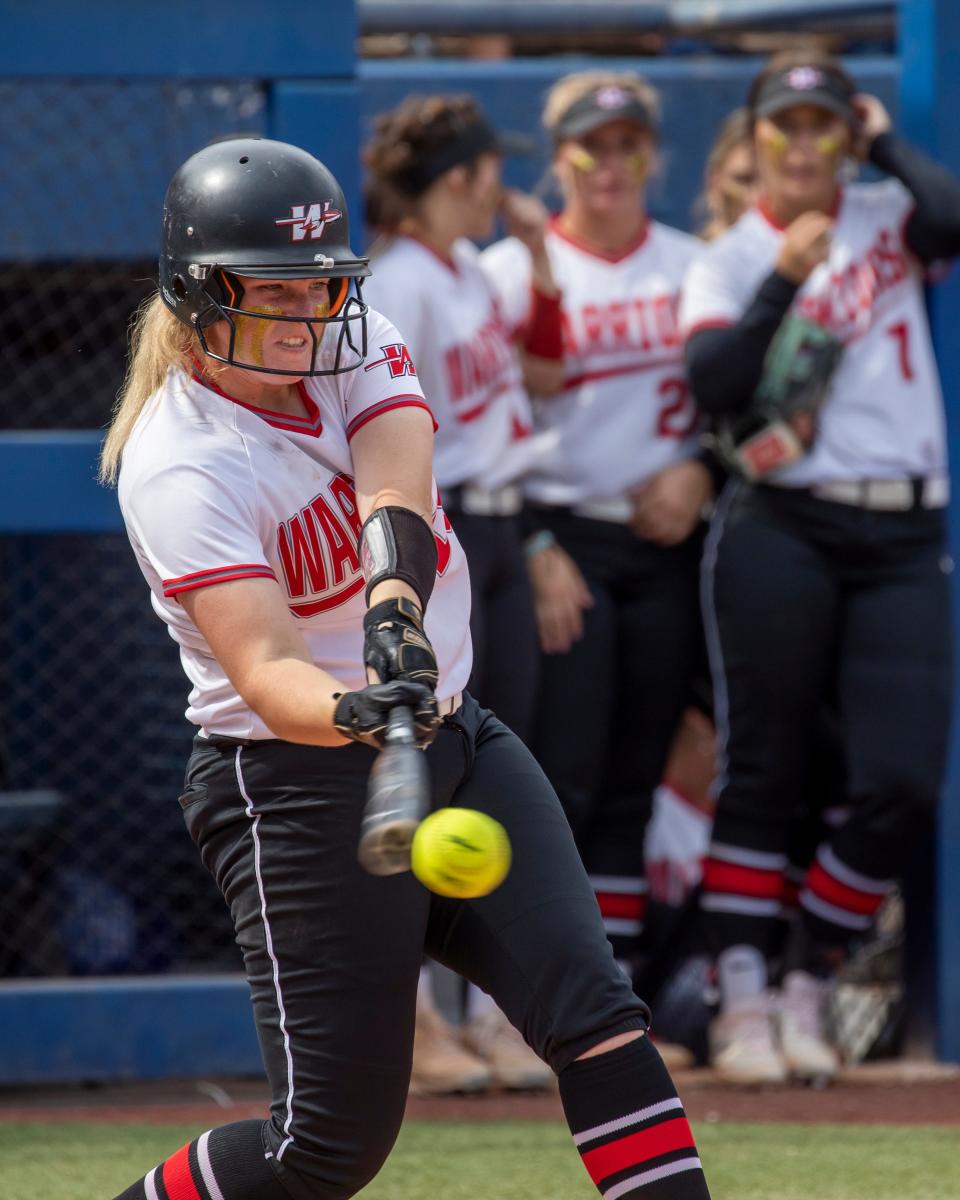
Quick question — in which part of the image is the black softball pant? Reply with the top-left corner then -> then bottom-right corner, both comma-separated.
701,482 -> 953,955
446,509 -> 539,743
530,510 -> 705,959
180,694 -> 648,1200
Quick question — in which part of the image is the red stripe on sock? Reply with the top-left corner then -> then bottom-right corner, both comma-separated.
580,1117 -> 696,1184
702,859 -> 783,900
162,1144 -> 202,1200
806,861 -> 887,918
595,891 -> 648,920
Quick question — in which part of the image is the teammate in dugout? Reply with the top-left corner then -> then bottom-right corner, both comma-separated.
361,96 -> 565,1095
101,138 -> 711,1200
680,47 -> 960,1084
481,72 -> 715,980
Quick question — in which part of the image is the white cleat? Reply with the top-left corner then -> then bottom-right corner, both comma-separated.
778,970 -> 840,1085
710,994 -> 787,1085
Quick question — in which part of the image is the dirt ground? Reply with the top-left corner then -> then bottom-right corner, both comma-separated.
2,1061 -> 958,1127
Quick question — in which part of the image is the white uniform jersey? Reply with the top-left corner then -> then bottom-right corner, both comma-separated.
119,309 -> 472,739
364,235 -> 534,490
481,219 -> 702,506
679,180 -> 947,486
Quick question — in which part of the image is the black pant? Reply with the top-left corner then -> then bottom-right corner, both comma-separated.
180,695 -> 647,1200
701,482 -> 953,954
530,509 -> 705,957
446,508 -> 539,743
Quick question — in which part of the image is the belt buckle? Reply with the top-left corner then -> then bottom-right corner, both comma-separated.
462,484 -> 520,517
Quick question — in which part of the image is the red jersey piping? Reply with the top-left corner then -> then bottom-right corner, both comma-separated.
755,188 -> 843,233
346,396 -> 437,441
549,214 -> 651,263
189,357 -> 324,437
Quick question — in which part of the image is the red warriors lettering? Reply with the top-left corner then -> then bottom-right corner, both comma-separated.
564,291 -> 681,359
795,227 -> 909,341
443,311 -> 517,422
278,475 -> 452,615
277,473 -> 365,616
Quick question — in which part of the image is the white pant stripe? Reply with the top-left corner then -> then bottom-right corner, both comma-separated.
603,916 -> 644,936
708,841 -> 788,872
604,1156 -> 702,1199
236,748 -> 297,1161
700,482 -> 737,802
574,1097 -> 683,1146
817,844 -> 893,894
800,888 -> 873,930
197,1130 -> 227,1200
701,893 -> 783,918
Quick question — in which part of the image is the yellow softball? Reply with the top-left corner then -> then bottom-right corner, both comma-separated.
411,807 -> 512,899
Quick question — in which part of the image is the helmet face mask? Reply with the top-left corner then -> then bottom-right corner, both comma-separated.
160,137 -> 371,377
193,271 -> 369,378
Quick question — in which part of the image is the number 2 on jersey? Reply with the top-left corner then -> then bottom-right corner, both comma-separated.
887,321 -> 915,382
656,377 -> 698,438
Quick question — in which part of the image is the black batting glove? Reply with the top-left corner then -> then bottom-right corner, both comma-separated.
363,597 -> 439,690
333,680 -> 440,748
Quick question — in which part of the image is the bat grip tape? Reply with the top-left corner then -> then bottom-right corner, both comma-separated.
359,506 -> 438,610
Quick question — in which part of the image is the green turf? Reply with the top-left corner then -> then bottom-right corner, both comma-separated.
0,1119 -> 956,1200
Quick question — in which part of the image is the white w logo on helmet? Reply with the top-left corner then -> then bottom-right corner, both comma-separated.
275,201 -> 343,242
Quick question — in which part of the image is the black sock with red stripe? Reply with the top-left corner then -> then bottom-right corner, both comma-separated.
559,1035 -> 710,1199
113,1120 -> 290,1200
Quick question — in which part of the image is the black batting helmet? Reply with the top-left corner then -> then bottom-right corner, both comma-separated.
159,137 -> 370,376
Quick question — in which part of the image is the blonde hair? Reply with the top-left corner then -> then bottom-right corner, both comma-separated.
99,294 -> 202,484
696,108 -> 754,241
542,70 -> 660,138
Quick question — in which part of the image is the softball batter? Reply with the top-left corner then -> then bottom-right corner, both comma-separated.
104,137 -> 710,1200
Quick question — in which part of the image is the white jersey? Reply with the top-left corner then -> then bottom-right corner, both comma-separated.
481,219 -> 702,506
364,235 -> 535,490
679,180 -> 947,486
119,310 -> 472,739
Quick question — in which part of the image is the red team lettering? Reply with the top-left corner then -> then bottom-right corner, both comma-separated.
443,312 -> 516,420
563,292 -> 682,358
795,227 -> 909,340
278,474 -> 451,615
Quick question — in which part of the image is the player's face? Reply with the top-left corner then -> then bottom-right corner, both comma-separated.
709,141 -> 758,227
556,120 -> 654,216
460,152 -> 504,239
205,276 -> 334,379
756,104 -> 850,206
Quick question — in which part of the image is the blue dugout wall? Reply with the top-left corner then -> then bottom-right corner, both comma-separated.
1,0 -> 958,1081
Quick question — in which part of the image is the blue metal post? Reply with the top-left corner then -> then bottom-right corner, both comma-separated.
899,0 -> 960,1063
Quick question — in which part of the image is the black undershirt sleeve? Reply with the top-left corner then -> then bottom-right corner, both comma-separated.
869,131 -> 960,263
684,270 -> 799,418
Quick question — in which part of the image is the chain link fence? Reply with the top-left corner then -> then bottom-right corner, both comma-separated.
1,80 -> 267,976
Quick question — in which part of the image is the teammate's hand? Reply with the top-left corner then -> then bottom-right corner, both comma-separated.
500,190 -> 560,298
333,680 -> 439,748
775,211 -> 834,284
851,93 -> 893,159
363,596 -> 439,690
500,189 -> 550,251
527,543 -> 594,655
630,460 -> 712,546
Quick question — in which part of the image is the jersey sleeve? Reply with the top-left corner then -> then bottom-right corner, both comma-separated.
341,309 -> 434,441
479,237 -> 534,335
679,242 -> 748,337
121,458 -> 275,600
